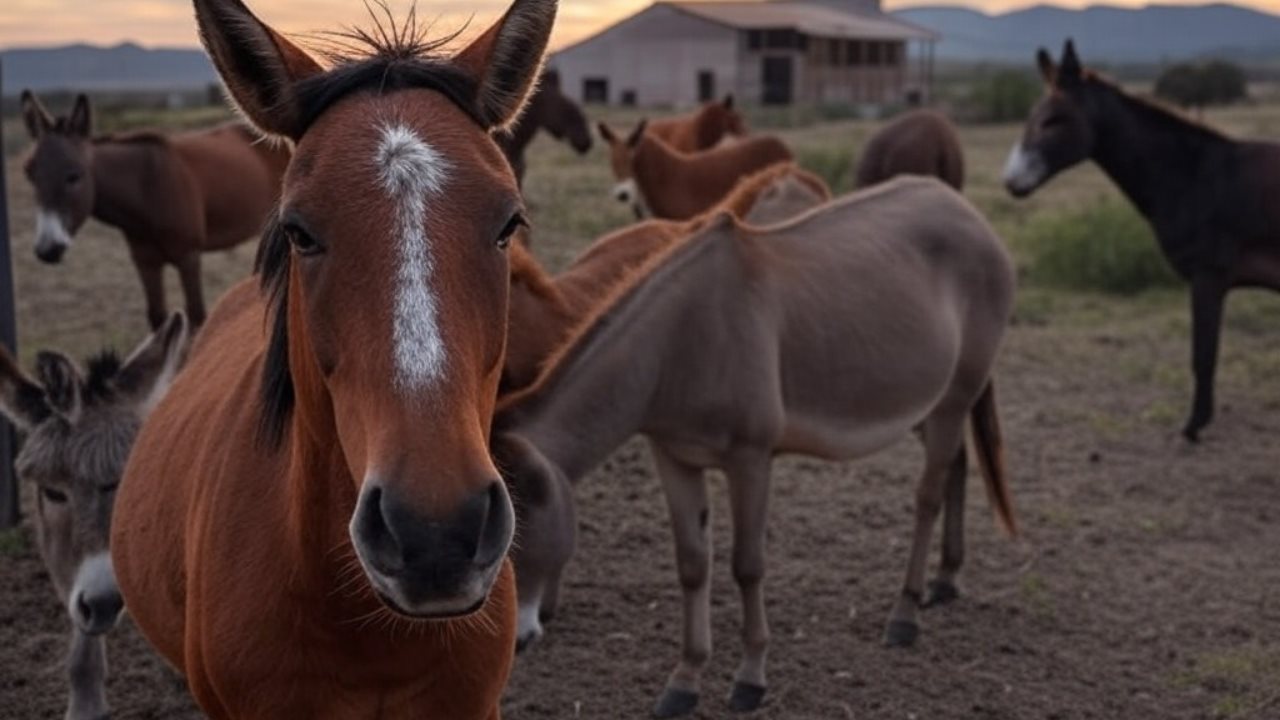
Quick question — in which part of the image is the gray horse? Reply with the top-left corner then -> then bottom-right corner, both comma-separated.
0,313 -> 187,720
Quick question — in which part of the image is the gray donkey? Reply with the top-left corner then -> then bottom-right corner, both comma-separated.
0,313 -> 187,720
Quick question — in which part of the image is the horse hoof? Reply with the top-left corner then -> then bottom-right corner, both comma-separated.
515,631 -> 540,654
653,688 -> 700,718
727,682 -> 767,713
884,620 -> 919,648
924,579 -> 960,609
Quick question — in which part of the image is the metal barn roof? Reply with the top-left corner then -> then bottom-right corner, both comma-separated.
665,1 -> 939,41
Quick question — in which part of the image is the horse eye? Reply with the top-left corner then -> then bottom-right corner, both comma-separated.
496,213 -> 527,250
284,224 -> 323,256
100,482 -> 119,494
40,486 -> 68,504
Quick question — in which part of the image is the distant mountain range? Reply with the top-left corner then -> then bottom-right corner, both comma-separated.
893,3 -> 1280,64
3,3 -> 1280,95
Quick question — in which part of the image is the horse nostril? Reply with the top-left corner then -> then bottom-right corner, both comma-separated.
474,481 -> 513,567
75,591 -> 92,623
74,589 -> 123,632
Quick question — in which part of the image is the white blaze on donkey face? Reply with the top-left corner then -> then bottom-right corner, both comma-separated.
376,123 -> 452,391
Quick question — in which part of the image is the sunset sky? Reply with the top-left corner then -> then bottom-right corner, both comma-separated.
1,0 -> 1277,50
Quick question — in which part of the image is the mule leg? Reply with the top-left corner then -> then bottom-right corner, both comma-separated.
176,252 -> 207,329
886,410 -> 967,648
926,448 -> 968,608
66,628 -> 108,720
652,443 -> 711,719
130,250 -> 167,331
724,452 -> 772,713
1184,273 -> 1228,442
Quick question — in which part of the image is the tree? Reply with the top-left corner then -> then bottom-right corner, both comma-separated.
1155,60 -> 1248,109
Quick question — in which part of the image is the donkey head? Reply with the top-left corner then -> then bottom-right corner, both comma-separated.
20,91 -> 96,264
598,120 -> 650,217
1004,40 -> 1097,197
0,314 -> 188,636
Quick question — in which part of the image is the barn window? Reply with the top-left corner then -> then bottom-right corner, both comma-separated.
621,90 -> 637,107
583,78 -> 609,104
867,41 -> 882,66
885,42 -> 902,66
846,41 -> 863,66
827,40 -> 841,66
698,71 -> 716,102
747,30 -> 762,50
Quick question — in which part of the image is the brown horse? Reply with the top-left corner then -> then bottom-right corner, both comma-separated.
1004,40 -> 1280,441
645,95 -> 748,152
855,109 -> 965,191
498,69 -> 592,184
0,314 -> 187,720
19,91 -> 289,329
505,162 -> 829,392
495,176 -> 1017,717
110,0 -> 557,717
599,121 -> 793,220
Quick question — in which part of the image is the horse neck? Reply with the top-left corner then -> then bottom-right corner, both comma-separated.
633,139 -> 689,215
506,230 -> 731,481
693,108 -> 723,149
1088,84 -> 1229,221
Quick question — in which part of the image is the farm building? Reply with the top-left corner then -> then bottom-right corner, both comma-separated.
550,0 -> 940,109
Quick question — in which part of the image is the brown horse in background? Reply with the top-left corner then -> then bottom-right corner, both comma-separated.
20,91 -> 289,329
498,69 -> 592,184
646,95 -> 748,152
599,120 -> 792,220
110,0 -> 558,717
855,109 -> 965,191
495,176 -> 1016,717
505,162 -> 829,392
1004,40 -> 1280,441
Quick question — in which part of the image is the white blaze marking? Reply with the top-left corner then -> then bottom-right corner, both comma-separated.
1002,143 -> 1046,193
375,124 -> 452,391
35,209 -> 72,250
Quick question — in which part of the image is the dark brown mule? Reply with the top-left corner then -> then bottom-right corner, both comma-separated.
645,95 -> 748,153
855,109 -> 965,191
0,314 -> 187,720
495,176 -> 1017,717
1004,40 -> 1280,441
599,121 -> 792,220
498,69 -> 592,184
19,91 -> 289,329
110,1 -> 557,717
505,162 -> 829,392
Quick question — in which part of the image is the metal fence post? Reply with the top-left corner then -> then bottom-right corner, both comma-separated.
0,55 -> 22,529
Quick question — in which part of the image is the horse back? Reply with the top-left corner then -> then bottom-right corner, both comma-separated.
856,110 -> 965,191
171,124 -> 287,250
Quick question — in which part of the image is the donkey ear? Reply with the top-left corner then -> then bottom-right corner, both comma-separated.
1059,39 -> 1083,84
35,352 -> 83,424
115,312 -> 190,418
1036,48 -> 1056,84
598,121 -> 619,144
0,346 -> 50,431
193,0 -> 324,139
20,90 -> 54,139
67,94 -> 92,137
627,119 -> 648,148
453,0 -> 558,130
722,94 -> 735,110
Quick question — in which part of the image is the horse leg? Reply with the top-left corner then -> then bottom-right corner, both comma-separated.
925,447 -> 968,608
724,452 -> 772,713
1184,272 -> 1228,442
66,627 -> 108,720
176,252 -> 207,329
886,409 -> 967,647
651,443 -> 711,719
129,246 -> 167,330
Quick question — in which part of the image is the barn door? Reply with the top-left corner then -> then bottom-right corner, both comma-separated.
762,56 -> 793,105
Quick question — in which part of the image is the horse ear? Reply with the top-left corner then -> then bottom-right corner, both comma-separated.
35,352 -> 83,424
0,346 -> 50,431
1036,48 -> 1056,84
627,120 -> 648,148
598,121 -> 619,144
20,90 -> 54,139
1059,39 -> 1083,85
192,0 -> 324,140
722,94 -> 735,110
115,313 -> 190,418
453,0 -> 558,131
67,94 -> 92,137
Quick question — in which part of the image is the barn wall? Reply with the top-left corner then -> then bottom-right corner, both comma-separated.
550,5 -> 739,108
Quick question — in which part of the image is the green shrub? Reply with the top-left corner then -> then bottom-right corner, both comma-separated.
964,70 -> 1040,123
1016,198 -> 1181,295
1155,60 -> 1248,109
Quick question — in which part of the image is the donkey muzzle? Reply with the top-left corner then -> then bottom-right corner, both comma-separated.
69,553 -> 124,636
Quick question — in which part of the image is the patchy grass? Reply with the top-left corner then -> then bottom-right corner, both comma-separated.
1174,646 -> 1280,718
0,527 -> 27,556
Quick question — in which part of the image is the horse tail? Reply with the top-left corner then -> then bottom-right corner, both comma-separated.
970,381 -> 1017,537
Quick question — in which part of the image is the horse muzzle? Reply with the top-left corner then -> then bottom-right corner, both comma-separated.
350,479 -> 514,619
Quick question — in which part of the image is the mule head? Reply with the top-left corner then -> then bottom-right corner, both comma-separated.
0,313 -> 188,636
598,119 -> 649,217
1004,39 -> 1096,197
194,0 -> 556,620
708,94 -> 748,140
534,69 -> 593,155
19,91 -> 95,264
489,431 -> 575,650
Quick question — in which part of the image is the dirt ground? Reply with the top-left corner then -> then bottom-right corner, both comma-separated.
2,113 -> 1280,719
